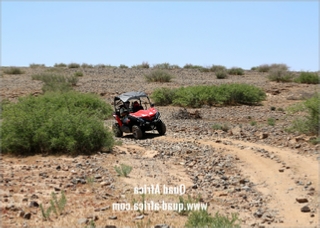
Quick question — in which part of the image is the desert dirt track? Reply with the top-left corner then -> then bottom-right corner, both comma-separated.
0,66 -> 319,227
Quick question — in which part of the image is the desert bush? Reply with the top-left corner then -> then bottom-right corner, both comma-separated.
68,63 -> 80,68
3,67 -> 24,75
215,70 -> 228,79
268,66 -> 293,82
152,84 -> 266,107
267,118 -> 276,126
151,87 -> 177,105
177,195 -> 200,215
145,70 -> 174,83
114,164 -> 132,177
54,63 -> 67,67
1,91 -> 114,155
294,72 -> 320,84
185,210 -> 240,228
286,93 -> 320,135
81,63 -> 94,68
256,64 -> 271,72
227,67 -> 244,75
32,73 -> 78,93
212,123 -> 229,132
210,65 -> 227,72
74,71 -> 84,77
40,191 -> 67,220
183,64 -> 205,71
119,64 -> 129,68
153,62 -> 171,69
133,62 -> 150,69
29,63 -> 45,68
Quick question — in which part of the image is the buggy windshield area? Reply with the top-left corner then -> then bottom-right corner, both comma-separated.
114,91 -> 153,113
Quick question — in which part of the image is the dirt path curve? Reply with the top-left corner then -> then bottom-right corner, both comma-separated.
155,135 -> 319,227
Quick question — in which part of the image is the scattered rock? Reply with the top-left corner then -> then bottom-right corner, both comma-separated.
301,205 -> 311,213
296,198 -> 308,203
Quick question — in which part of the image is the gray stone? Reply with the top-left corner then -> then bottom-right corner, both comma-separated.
301,205 -> 311,213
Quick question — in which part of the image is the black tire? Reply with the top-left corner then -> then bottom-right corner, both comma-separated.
112,123 -> 123,137
157,121 -> 166,135
132,125 -> 143,139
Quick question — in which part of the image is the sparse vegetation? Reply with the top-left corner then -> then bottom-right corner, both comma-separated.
114,163 -> 133,177
215,70 -> 228,79
1,91 -> 114,155
3,67 -> 24,75
153,62 -> 180,69
40,191 -> 67,220
210,65 -> 227,72
68,63 -> 80,68
74,71 -> 84,77
81,63 -> 94,68
212,123 -> 230,132
177,195 -> 200,215
185,210 -> 241,228
267,64 -> 293,82
267,118 -> 276,126
54,63 -> 67,68
227,67 -> 244,75
145,70 -> 174,83
29,63 -> 45,68
152,84 -> 266,107
132,62 -> 150,69
286,93 -> 320,135
294,72 -> 320,84
119,64 -> 129,68
32,73 -> 78,92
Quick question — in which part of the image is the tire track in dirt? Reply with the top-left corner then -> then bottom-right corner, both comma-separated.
154,135 -> 319,227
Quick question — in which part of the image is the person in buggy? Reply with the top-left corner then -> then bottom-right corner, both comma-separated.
119,101 -> 130,125
132,101 -> 144,112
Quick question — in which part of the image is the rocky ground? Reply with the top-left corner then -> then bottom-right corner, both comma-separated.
0,66 -> 319,227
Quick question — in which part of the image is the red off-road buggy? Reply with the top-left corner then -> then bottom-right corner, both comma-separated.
112,91 -> 166,139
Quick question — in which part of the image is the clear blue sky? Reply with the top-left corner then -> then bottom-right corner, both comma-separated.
1,1 -> 319,71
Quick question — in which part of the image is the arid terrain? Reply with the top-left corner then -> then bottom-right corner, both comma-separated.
0,66 -> 319,228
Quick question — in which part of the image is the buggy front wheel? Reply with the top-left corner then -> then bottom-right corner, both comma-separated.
112,123 -> 123,137
132,125 -> 143,139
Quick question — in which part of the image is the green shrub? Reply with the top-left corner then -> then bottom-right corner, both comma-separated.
153,63 -> 172,69
74,71 -> 84,77
81,63 -> 94,68
133,62 -> 150,69
3,67 -> 24,75
152,84 -> 266,107
212,123 -> 229,132
1,91 -> 114,155
294,72 -> 320,84
68,63 -> 80,68
183,64 -> 205,71
54,63 -> 67,68
250,121 -> 257,126
257,64 -> 271,72
227,67 -> 244,75
114,164 -> 132,177
268,66 -> 293,82
287,93 -> 320,135
177,195 -> 200,215
145,70 -> 174,83
267,118 -> 276,126
40,191 -> 67,220
210,65 -> 227,72
151,87 -> 177,105
215,71 -> 228,79
270,106 -> 276,111
119,64 -> 129,68
32,73 -> 79,92
29,63 -> 45,68
185,210 -> 240,228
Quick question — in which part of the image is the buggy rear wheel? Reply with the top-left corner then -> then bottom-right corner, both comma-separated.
132,125 -> 143,139
112,123 -> 123,137
157,121 -> 166,135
